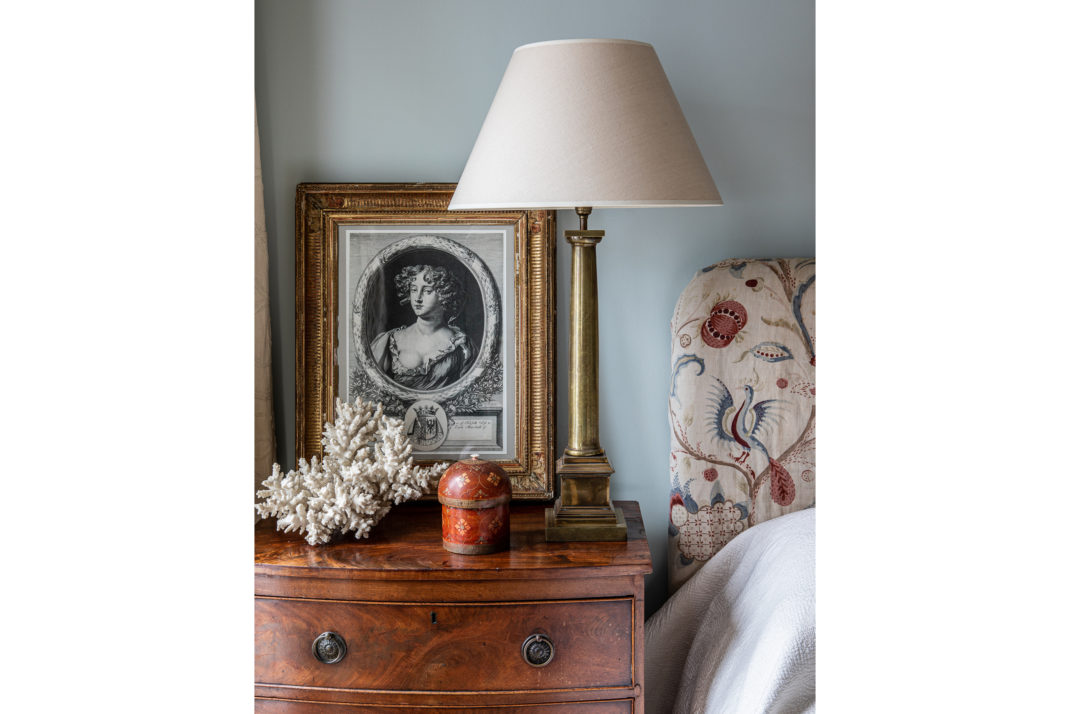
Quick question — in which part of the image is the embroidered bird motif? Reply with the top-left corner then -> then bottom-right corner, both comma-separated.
705,379 -> 796,506
705,380 -> 780,465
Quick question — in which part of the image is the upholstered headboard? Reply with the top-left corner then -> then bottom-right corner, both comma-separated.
667,258 -> 816,592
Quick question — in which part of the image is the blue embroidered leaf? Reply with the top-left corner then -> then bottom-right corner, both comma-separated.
735,501 -> 749,521
680,554 -> 695,566
683,494 -> 700,513
792,275 -> 816,361
671,353 -> 704,401
711,492 -> 726,506
668,522 -> 679,537
751,341 -> 794,362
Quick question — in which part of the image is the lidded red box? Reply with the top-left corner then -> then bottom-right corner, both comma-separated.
437,454 -> 511,554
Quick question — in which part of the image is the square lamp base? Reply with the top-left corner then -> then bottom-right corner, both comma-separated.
545,505 -> 627,541
544,453 -> 628,541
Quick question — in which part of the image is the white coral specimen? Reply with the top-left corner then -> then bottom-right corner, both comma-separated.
256,397 -> 449,544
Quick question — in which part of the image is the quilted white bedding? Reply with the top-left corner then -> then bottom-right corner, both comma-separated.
645,508 -> 816,714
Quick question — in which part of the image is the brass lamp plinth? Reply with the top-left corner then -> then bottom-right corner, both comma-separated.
545,452 -> 627,541
545,209 -> 628,541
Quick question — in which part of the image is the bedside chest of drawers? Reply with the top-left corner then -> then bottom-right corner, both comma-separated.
255,500 -> 652,712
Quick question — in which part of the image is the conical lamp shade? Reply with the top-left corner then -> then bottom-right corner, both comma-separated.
450,39 -> 721,210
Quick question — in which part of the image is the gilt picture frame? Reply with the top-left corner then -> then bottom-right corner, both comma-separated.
295,183 -> 555,499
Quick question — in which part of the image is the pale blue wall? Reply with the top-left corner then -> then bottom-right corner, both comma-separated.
256,0 -> 814,615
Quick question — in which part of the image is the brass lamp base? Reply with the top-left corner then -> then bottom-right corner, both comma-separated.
545,208 -> 628,542
545,453 -> 628,541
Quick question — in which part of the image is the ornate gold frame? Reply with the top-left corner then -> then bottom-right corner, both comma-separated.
295,183 -> 556,499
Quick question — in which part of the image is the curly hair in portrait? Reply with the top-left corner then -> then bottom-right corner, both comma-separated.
395,264 -> 466,322
369,263 -> 474,392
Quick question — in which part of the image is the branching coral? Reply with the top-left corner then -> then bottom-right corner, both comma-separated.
256,397 -> 449,544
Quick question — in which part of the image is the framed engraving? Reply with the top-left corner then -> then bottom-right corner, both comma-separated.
295,183 -> 555,498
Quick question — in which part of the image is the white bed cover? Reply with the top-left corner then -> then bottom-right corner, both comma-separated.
645,508 -> 816,713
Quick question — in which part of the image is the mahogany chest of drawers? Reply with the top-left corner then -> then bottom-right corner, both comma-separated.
255,501 -> 652,712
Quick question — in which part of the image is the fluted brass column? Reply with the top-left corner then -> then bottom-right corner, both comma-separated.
545,207 -> 627,541
565,229 -> 604,457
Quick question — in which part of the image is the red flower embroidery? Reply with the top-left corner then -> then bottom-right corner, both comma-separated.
703,468 -> 718,482
701,300 -> 747,348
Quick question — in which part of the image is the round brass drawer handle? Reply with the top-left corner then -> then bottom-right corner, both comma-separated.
312,631 -> 347,664
521,633 -> 555,667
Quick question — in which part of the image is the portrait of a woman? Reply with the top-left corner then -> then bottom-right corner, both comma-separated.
370,264 -> 475,390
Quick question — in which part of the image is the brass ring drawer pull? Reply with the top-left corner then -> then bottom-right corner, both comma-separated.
312,631 -> 347,664
521,633 -> 555,667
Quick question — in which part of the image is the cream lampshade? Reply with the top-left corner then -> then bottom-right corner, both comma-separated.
450,38 -> 721,540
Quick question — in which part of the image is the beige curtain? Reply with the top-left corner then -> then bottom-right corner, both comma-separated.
255,115 -> 277,494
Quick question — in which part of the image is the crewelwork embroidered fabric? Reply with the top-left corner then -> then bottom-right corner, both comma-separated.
668,258 -> 815,592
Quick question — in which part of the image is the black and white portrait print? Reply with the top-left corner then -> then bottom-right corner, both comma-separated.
339,226 -> 513,460
366,248 -> 483,391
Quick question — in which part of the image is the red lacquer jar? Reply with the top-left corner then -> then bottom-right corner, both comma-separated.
437,454 -> 511,554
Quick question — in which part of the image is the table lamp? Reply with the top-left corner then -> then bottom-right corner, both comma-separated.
449,39 -> 721,540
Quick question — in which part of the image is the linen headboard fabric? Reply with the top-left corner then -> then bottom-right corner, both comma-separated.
668,258 -> 816,592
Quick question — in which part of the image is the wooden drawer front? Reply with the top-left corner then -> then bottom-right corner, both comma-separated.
256,700 -> 632,713
255,597 -> 633,692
